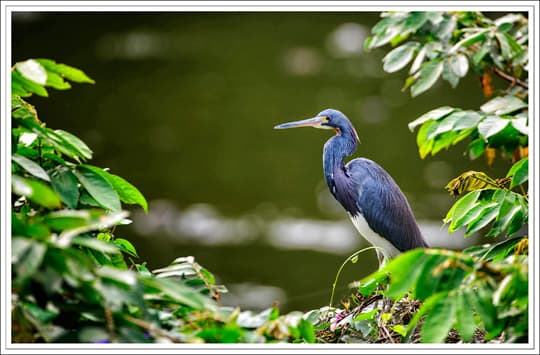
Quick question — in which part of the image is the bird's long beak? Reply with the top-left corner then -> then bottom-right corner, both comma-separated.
274,116 -> 330,130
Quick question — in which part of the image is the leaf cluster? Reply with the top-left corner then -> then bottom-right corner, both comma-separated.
316,11 -> 530,345
11,58 -> 318,344
356,245 -> 528,343
366,12 -> 528,97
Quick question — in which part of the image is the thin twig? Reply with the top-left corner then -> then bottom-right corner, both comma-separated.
381,324 -> 396,344
124,315 -> 181,343
492,67 -> 528,89
104,307 -> 117,342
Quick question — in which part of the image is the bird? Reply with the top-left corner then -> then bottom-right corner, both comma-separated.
274,108 -> 429,267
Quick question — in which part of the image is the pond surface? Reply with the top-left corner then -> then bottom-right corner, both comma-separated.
12,11 -> 507,312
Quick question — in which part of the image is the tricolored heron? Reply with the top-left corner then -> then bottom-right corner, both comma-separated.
275,108 -> 429,266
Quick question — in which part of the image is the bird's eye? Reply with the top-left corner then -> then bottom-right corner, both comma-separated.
323,116 -> 330,122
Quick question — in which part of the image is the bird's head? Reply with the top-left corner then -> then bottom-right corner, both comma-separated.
274,108 -> 359,141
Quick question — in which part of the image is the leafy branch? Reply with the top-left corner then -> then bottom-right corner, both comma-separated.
314,11 -> 529,344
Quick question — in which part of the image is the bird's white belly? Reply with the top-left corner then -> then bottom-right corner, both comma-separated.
349,213 -> 400,262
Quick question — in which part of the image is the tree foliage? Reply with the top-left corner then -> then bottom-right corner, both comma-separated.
320,11 -> 529,343
11,59 -> 317,344
10,10 -> 530,345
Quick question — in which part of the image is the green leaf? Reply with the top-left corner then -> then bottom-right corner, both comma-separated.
383,249 -> 426,299
511,114 -> 528,135
507,208 -> 525,237
103,173 -> 148,212
435,14 -> 456,41
12,237 -> 47,282
36,58 -> 95,84
495,32 -> 523,60
452,111 -> 482,130
403,12 -> 431,33
442,59 -> 459,88
113,238 -> 139,258
424,41 -> 443,60
455,291 -> 476,342
494,13 -> 524,27
297,318 -> 316,343
421,295 -> 455,343
406,292 -> 447,337
136,263 -> 152,277
506,157 -> 528,188
358,270 -> 386,296
141,277 -> 211,310
466,204 -> 500,236
73,236 -> 120,254
451,202 -> 485,234
12,70 -> 48,97
466,286 -> 501,337
477,116 -> 509,140
431,131 -> 458,155
408,106 -> 455,131
449,54 -> 469,78
15,59 -> 47,85
45,210 -> 92,231
427,110 -> 470,140
419,138 -> 434,159
200,267 -> 216,285
74,166 -> 121,211
445,190 -> 481,226
371,17 -> 393,35
44,71 -> 72,90
480,96 -> 527,115
97,266 -> 137,286
391,324 -> 407,337
14,118 -> 86,162
12,175 -> 62,209
54,130 -> 92,160
96,232 -> 112,242
354,308 -> 379,322
51,210 -> 128,242
409,46 -> 426,74
486,200 -> 521,237
79,190 -> 101,208
382,42 -> 419,73
12,81 -> 29,96
12,154 -> 50,182
449,29 -> 488,53
49,166 -> 80,209
477,236 -> 523,262
197,325 -> 242,343
78,165 -> 147,211
411,60 -> 444,97
473,40 -> 492,68
368,24 -> 403,49
22,301 -> 59,324
413,254 -> 444,300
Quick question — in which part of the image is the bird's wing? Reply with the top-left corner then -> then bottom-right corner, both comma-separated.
346,158 -> 426,252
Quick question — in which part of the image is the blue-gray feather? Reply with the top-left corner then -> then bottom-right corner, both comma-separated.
345,158 -> 428,251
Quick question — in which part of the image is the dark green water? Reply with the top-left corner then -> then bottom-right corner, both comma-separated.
12,12 -> 507,312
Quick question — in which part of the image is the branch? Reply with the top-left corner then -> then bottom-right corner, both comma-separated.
492,67 -> 528,90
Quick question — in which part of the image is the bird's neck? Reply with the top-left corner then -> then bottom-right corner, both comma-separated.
323,129 -> 358,188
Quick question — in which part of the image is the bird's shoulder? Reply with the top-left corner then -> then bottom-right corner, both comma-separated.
345,157 -> 392,182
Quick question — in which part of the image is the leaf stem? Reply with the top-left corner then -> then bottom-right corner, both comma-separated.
329,246 -> 384,307
492,67 -> 528,89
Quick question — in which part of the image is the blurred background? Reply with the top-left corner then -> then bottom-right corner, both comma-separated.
12,12 -> 508,312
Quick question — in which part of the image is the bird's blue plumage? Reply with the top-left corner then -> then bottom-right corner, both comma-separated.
275,108 -> 429,262
344,158 -> 428,252
318,109 -> 428,255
